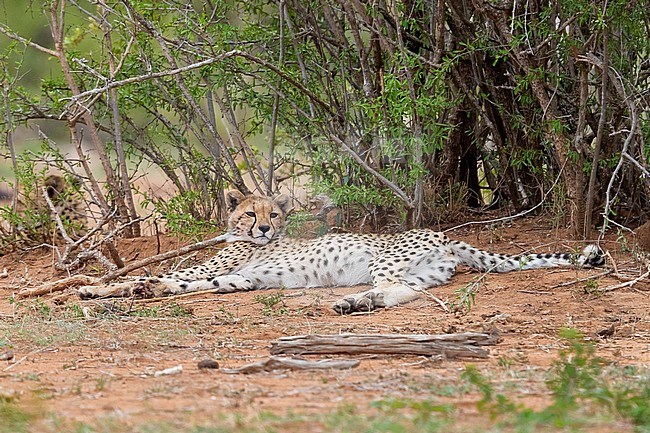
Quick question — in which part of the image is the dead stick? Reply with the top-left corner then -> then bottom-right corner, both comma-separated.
16,275 -> 100,299
99,233 -> 229,283
550,269 -> 612,289
602,268 -> 650,292
222,356 -> 360,374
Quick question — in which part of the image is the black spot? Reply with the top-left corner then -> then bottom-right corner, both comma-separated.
562,253 -> 570,260
544,253 -> 553,259
180,283 -> 188,289
289,267 -> 295,273
328,247 -> 335,252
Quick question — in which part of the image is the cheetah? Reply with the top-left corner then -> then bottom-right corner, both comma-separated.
78,191 -> 605,314
1,174 -> 87,251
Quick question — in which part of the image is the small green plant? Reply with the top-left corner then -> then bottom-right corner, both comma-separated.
166,302 -> 193,318
254,292 -> 288,316
285,211 -> 315,238
213,306 -> 238,325
462,328 -> 650,431
31,299 -> 52,320
65,304 -> 86,319
582,278 -> 602,295
128,306 -> 160,318
95,376 -> 109,392
451,276 -> 485,313
0,399 -> 33,433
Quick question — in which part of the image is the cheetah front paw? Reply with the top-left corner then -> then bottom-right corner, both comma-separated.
332,291 -> 386,314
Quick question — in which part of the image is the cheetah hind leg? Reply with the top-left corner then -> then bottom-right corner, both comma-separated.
332,280 -> 421,314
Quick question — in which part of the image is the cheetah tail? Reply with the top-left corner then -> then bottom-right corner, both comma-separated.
449,241 -> 605,273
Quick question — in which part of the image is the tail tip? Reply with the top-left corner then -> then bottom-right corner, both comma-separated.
582,244 -> 605,267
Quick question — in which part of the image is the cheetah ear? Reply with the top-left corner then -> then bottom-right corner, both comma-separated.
225,190 -> 246,212
273,194 -> 292,214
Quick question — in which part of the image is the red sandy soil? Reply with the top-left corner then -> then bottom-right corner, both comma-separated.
0,216 -> 648,431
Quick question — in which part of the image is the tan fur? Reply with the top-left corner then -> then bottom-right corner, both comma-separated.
3,174 -> 88,248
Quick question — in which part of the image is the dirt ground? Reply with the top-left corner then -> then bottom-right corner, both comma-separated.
0,217 -> 648,431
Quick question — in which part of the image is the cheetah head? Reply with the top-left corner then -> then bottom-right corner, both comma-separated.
225,190 -> 291,245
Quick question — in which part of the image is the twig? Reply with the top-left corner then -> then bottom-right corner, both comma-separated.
414,288 -> 449,312
329,134 -> 413,208
444,159 -> 566,233
222,356 -> 360,374
549,269 -> 613,289
41,185 -> 75,245
602,269 -> 650,292
517,290 -> 552,295
3,346 -> 52,372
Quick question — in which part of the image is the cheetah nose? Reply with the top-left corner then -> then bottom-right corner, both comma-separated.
259,225 -> 271,234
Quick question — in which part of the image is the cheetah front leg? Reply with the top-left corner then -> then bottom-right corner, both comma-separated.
163,274 -> 256,295
78,277 -> 195,299
78,274 -> 256,299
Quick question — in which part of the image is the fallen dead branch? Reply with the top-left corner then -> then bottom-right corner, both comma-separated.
222,356 -> 360,374
99,233 -> 230,283
17,233 -> 231,299
16,275 -> 100,299
602,268 -> 650,292
270,332 -> 498,359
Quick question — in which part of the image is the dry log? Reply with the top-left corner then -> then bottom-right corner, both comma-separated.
99,233 -> 229,283
16,275 -> 100,299
270,332 -> 498,359
222,356 -> 360,374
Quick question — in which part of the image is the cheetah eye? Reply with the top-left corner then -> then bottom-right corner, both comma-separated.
270,212 -> 279,218
245,211 -> 256,217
